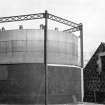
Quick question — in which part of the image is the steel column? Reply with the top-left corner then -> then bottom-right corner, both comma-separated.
44,10 -> 48,105
79,23 -> 84,102
79,23 -> 84,68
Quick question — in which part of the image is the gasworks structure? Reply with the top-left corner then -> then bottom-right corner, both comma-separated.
0,10 -> 83,104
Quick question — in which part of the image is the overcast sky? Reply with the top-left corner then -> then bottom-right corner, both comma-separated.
0,0 -> 105,64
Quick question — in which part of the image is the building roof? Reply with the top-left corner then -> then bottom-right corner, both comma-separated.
84,42 -> 105,70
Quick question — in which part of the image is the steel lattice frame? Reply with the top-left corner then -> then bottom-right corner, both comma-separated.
0,11 -> 82,32
0,13 -> 44,23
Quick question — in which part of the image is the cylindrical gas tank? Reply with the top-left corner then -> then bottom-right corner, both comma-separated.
0,29 -> 81,104
0,29 -> 78,65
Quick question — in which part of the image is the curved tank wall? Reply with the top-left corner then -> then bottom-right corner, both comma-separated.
0,29 -> 78,65
0,64 -> 81,104
0,29 -> 81,104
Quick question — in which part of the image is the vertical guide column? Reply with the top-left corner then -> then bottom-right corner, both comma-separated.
79,23 -> 84,102
80,23 -> 83,68
44,10 -> 48,105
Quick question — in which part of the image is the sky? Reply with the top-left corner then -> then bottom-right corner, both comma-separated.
0,0 -> 105,65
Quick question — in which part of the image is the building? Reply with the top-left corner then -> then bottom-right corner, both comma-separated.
84,42 -> 105,104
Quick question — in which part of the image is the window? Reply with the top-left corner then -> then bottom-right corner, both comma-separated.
101,56 -> 105,72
